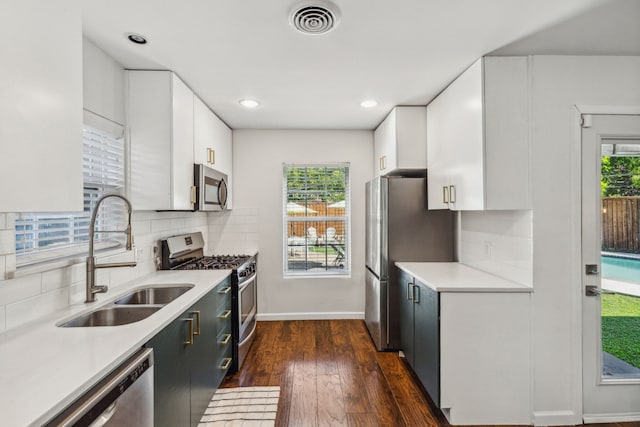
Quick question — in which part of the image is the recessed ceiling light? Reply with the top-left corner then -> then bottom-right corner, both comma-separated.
126,33 -> 148,45
360,100 -> 378,108
239,99 -> 261,109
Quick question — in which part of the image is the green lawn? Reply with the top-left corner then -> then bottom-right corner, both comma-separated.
601,293 -> 640,368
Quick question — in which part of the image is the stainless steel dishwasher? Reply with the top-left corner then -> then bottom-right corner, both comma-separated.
45,348 -> 154,427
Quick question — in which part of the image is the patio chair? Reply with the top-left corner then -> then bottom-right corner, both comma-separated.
326,227 -> 336,241
306,227 -> 318,245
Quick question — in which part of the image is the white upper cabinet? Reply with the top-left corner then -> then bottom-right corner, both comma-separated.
127,71 -> 195,210
427,57 -> 530,211
193,96 -> 233,208
374,106 -> 427,177
0,0 -> 83,212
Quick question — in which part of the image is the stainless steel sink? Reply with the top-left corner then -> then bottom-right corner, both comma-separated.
113,284 -> 194,305
59,306 -> 162,327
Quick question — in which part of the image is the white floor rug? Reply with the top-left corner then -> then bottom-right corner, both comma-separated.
198,386 -> 280,427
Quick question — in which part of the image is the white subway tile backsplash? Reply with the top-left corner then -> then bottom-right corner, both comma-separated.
151,219 -> 173,233
132,220 -> 151,235
0,214 -> 6,229
0,273 -> 42,305
0,256 -> 5,281
6,287 -> 69,330
0,306 -> 5,332
41,266 -> 74,293
460,210 -> 532,286
170,218 -> 186,230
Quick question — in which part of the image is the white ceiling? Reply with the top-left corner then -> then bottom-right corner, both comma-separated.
82,0 -> 621,130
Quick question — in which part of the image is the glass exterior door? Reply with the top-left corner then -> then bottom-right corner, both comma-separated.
581,114 -> 640,422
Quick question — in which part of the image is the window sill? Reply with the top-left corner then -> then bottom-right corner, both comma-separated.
284,272 -> 352,280
11,244 -> 126,279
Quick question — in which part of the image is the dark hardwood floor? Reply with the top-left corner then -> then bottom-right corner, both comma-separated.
221,320 -> 639,427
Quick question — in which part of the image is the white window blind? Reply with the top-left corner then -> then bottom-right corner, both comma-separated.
283,163 -> 350,276
15,125 -> 126,265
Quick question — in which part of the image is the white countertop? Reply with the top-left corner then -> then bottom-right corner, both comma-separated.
395,262 -> 532,293
0,269 -> 231,427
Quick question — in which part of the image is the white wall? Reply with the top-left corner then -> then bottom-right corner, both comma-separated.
528,55 -> 640,425
218,129 -> 373,319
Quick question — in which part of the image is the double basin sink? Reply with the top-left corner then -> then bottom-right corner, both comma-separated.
59,285 -> 194,328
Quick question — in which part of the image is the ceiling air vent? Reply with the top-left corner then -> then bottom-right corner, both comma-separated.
289,1 -> 340,35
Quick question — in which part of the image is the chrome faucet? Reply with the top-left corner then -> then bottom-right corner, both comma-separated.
86,194 -> 137,303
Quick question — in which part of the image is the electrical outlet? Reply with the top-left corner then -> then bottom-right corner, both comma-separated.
135,247 -> 144,261
483,241 -> 492,257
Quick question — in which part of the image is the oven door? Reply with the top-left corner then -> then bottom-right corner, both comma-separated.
238,273 -> 257,340
194,164 -> 228,211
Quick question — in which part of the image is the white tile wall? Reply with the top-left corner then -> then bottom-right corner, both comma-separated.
459,210 -> 533,286
207,207 -> 260,255
0,210 -> 210,333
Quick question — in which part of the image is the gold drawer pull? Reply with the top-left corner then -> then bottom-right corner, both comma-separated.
218,286 -> 231,295
184,318 -> 194,346
219,358 -> 232,370
219,310 -> 231,319
192,310 -> 201,336
219,334 -> 232,345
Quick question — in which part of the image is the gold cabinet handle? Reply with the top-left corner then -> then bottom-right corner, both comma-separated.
218,286 -> 231,295
449,185 -> 456,204
190,185 -> 196,204
379,155 -> 386,171
192,310 -> 201,336
184,318 -> 194,346
219,334 -> 232,345
219,310 -> 231,319
442,186 -> 449,204
219,358 -> 232,370
208,148 -> 215,165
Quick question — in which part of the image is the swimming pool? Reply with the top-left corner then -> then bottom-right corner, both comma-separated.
602,255 -> 640,283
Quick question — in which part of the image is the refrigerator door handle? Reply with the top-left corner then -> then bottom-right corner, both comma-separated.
407,280 -> 414,301
412,284 -> 420,304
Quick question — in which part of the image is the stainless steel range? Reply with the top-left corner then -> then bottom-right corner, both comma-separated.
159,232 -> 257,373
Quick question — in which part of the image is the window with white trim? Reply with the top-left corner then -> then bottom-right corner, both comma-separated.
283,163 -> 350,276
15,125 -> 126,265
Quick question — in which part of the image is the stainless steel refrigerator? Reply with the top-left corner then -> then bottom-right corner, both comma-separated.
365,175 -> 454,351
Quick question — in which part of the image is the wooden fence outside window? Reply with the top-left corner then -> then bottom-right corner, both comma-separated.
602,197 -> 640,252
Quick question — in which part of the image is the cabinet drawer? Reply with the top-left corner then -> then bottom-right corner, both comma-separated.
216,343 -> 233,376
216,289 -> 231,312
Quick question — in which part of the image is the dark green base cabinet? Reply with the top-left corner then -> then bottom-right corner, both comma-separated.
146,277 -> 233,427
398,268 -> 440,406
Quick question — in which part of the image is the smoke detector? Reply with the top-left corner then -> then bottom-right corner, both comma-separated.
289,1 -> 341,35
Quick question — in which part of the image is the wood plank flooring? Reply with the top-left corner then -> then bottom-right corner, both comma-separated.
221,320 -> 639,427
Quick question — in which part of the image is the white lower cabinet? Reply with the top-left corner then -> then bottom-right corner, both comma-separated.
439,292 -> 531,425
397,263 -> 532,425
427,57 -> 530,211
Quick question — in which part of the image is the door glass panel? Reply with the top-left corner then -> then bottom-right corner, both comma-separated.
599,142 -> 640,379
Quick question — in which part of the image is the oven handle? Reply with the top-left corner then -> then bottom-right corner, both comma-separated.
238,317 -> 257,347
238,273 -> 256,292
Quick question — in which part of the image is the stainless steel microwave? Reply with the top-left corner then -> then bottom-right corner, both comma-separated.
194,164 -> 228,211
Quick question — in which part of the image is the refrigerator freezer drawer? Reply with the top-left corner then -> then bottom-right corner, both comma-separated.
365,267 -> 387,351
